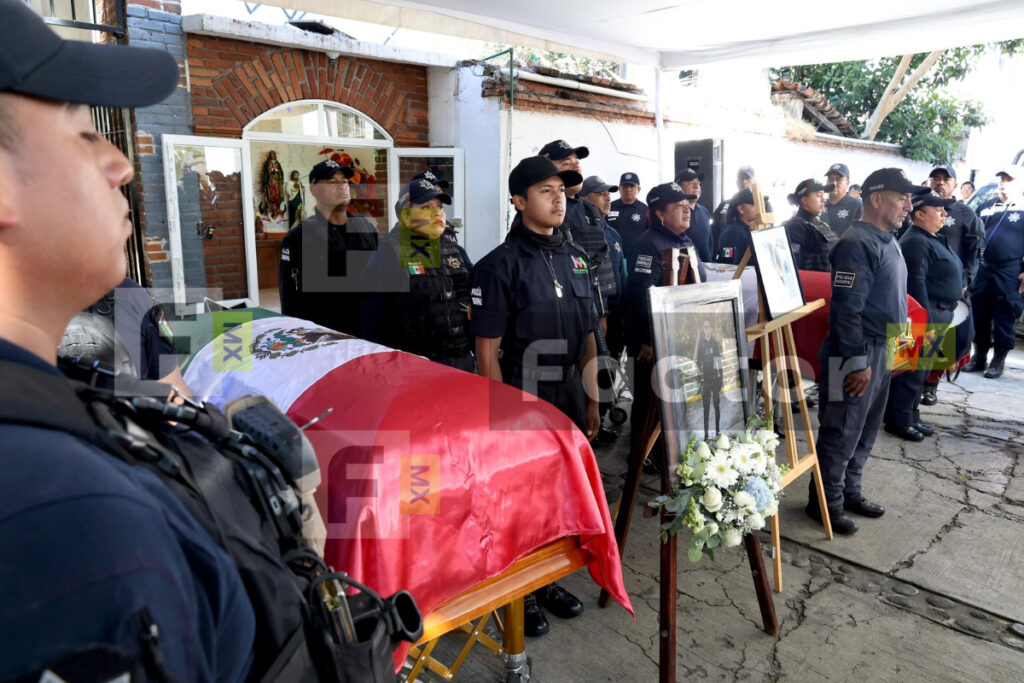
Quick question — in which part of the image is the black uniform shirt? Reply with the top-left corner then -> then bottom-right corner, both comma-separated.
980,202 -> 1024,265
717,219 -> 755,266
688,204 -> 713,263
469,217 -> 598,375
827,220 -> 908,369
938,200 -> 984,286
899,225 -> 964,315
624,221 -> 708,354
608,198 -> 649,249
278,209 -> 379,336
825,194 -> 863,237
784,208 -> 836,272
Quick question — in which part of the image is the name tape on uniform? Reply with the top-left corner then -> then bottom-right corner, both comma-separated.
635,254 -> 653,274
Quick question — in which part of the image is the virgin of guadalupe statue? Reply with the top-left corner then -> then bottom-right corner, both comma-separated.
261,150 -> 285,218
286,170 -> 305,228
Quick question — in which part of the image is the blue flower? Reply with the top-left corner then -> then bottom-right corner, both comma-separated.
741,478 -> 773,511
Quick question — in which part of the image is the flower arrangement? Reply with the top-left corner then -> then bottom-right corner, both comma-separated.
651,418 -> 787,562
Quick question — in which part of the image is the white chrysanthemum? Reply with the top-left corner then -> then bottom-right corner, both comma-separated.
750,452 -> 768,476
730,445 -> 758,474
705,451 -> 739,488
722,528 -> 743,548
755,428 -> 780,453
700,487 -> 723,512
715,433 -> 731,451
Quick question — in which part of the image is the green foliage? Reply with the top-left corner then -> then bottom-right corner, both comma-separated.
481,43 -> 621,79
772,40 -> 1020,162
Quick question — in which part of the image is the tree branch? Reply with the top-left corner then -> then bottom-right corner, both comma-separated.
861,50 -> 945,140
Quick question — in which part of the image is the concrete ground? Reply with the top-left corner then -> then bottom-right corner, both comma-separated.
411,343 -> 1024,682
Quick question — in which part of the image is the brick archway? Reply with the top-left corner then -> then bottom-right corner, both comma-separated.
188,37 -> 428,145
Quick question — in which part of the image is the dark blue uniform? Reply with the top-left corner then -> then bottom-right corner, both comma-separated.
604,224 -> 627,356
940,200 -> 985,287
0,339 -> 255,682
970,201 -> 1024,354
816,220 -> 907,510
886,225 -> 965,428
608,198 -> 649,250
469,217 -> 598,430
824,194 -> 863,237
688,203 -> 713,263
279,210 -> 379,336
784,209 -> 837,272
717,219 -> 755,266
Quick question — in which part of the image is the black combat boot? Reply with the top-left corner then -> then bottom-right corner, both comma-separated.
962,347 -> 988,373
984,349 -> 1008,379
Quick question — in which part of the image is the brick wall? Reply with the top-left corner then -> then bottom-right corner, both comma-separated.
200,170 -> 247,299
126,2 -> 191,289
186,37 -> 430,145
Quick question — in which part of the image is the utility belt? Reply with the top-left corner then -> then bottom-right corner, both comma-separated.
934,300 -> 959,311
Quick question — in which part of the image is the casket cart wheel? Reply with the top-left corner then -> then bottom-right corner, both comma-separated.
609,406 -> 628,425
504,655 -> 531,683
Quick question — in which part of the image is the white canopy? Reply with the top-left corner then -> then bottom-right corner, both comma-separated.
263,0 -> 1024,68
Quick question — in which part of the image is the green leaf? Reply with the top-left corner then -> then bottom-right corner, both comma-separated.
688,544 -> 704,563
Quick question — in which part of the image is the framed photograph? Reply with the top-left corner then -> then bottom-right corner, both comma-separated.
750,226 -> 805,320
648,280 -> 752,474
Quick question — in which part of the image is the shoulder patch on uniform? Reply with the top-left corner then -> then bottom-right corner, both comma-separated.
281,247 -> 290,262
571,255 -> 588,274
446,255 -> 462,269
471,286 -> 483,307
721,247 -> 734,260
833,270 -> 857,289
635,254 -> 653,274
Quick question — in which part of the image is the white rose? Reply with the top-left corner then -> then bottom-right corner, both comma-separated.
734,490 -> 756,510
695,441 -> 712,459
764,501 -> 779,518
748,512 -> 766,530
706,521 -> 719,537
700,487 -> 724,512
716,433 -> 731,451
722,527 -> 742,548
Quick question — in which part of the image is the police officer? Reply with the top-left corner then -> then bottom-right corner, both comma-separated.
410,168 -> 467,252
0,2 -> 255,678
279,159 -> 379,336
469,155 -> 597,637
849,184 -> 862,200
961,181 -> 976,202
808,168 -> 928,535
965,165 -> 1024,379
921,164 -> 985,402
361,179 -> 474,371
883,193 -> 963,441
716,188 -> 761,265
624,182 -> 706,446
824,162 -> 864,237
675,167 -> 713,262
609,171 -> 648,250
712,165 -> 757,256
580,174 -> 628,340
540,139 -> 617,331
783,178 -> 838,271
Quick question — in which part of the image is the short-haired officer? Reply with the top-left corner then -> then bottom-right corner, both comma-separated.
712,165 -> 758,256
716,188 -> 762,265
0,1 -> 254,679
849,184 -> 862,200
675,167 -> 713,262
609,171 -> 648,250
964,164 -> 1024,379
920,164 -> 985,402
884,193 -> 963,441
469,156 -> 599,638
361,179 -> 473,371
824,162 -> 864,237
961,180 -> 975,202
783,178 -> 838,271
809,168 -> 929,535
279,159 -> 379,336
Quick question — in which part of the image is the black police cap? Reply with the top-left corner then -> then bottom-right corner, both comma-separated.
675,168 -> 706,183
861,168 -> 930,198
538,139 -> 590,161
911,192 -> 956,212
788,178 -> 834,204
407,178 -> 451,206
309,159 -> 355,184
509,156 -> 583,197
411,169 -> 450,190
646,182 -> 697,209
929,164 -> 956,180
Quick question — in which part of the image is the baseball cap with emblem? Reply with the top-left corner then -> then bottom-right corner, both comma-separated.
411,169 -> 450,190
580,175 -> 618,196
0,0 -> 179,107
675,168 -> 706,183
928,164 -> 957,180
731,188 -> 769,207
789,178 -> 834,204
538,139 -> 590,161
646,182 -> 697,209
309,159 -> 355,184
508,156 -> 583,197
826,163 -> 851,178
619,172 -> 640,186
407,178 -> 451,206
861,168 -> 931,197
911,193 -> 956,212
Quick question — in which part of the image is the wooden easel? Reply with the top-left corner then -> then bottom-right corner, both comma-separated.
731,182 -> 832,592
599,247 -> 778,683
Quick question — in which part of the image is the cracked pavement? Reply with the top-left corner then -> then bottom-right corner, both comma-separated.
414,346 -> 1024,682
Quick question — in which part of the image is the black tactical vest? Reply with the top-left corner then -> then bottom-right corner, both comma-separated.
564,199 -> 617,313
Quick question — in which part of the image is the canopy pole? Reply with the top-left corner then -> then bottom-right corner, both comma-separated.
654,66 -> 664,180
